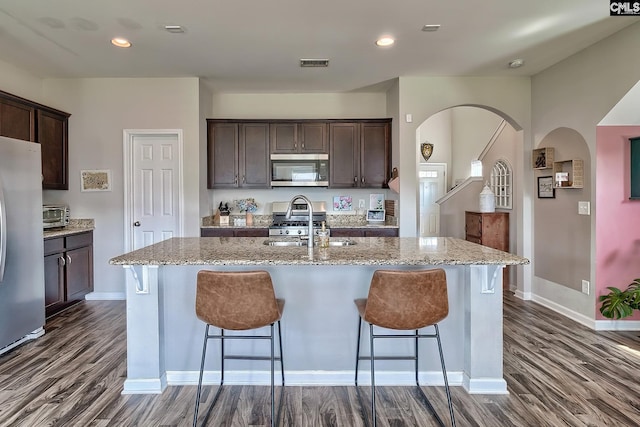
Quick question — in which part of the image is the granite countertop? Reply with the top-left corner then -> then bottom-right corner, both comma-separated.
109,237 -> 529,266
43,219 -> 95,239
200,214 -> 398,229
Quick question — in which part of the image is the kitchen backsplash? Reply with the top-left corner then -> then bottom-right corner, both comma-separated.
202,213 -> 373,227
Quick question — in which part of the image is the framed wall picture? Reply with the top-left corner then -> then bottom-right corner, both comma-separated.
81,169 -> 112,192
537,176 -> 555,199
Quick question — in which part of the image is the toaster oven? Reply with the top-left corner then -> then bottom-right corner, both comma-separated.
43,204 -> 69,229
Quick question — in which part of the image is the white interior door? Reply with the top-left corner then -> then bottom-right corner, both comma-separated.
124,130 -> 183,251
418,163 -> 446,237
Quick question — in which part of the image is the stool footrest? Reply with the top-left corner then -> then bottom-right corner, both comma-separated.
224,355 -> 283,362
358,355 -> 416,361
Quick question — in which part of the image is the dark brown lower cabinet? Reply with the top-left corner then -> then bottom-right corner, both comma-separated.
44,231 -> 94,317
200,228 -> 269,237
329,228 -> 399,237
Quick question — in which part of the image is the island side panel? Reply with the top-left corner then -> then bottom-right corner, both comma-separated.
157,264 -> 466,387
463,264 -> 507,394
122,265 -> 167,394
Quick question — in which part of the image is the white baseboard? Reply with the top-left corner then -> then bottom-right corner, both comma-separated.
122,374 -> 167,395
517,291 -> 640,331
167,369 -> 465,388
530,294 -> 595,329
85,292 -> 126,301
462,374 -> 508,394
513,289 -> 531,300
594,319 -> 640,331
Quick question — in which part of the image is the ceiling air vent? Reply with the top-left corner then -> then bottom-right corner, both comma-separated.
300,59 -> 329,68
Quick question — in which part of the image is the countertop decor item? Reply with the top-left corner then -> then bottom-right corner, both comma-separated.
479,183 -> 496,213
388,167 -> 399,193
420,142 -> 434,162
234,198 -> 258,213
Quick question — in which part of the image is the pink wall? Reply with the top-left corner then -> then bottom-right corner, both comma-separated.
596,126 -> 640,320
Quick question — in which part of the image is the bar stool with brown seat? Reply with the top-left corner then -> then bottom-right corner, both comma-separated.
354,268 -> 456,427
193,270 -> 285,427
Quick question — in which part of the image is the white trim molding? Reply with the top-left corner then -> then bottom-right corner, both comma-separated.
85,292 -> 126,301
531,294 -> 595,329
594,320 -> 640,331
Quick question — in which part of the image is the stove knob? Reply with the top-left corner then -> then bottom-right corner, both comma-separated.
285,230 -> 289,235
297,230 -> 302,235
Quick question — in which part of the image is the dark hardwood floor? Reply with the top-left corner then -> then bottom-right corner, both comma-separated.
1,293 -> 639,426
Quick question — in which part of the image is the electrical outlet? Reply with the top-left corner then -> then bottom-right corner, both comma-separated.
578,201 -> 590,215
581,280 -> 590,295
358,199 -> 365,209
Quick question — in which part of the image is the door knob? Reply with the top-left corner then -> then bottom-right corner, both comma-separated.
134,221 -> 141,227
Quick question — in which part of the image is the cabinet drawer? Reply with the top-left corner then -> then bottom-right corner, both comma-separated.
44,237 -> 64,255
364,228 -> 398,237
201,228 -> 235,237
65,232 -> 93,250
234,228 -> 269,237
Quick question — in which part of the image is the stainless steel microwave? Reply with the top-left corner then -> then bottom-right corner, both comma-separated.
270,153 -> 329,187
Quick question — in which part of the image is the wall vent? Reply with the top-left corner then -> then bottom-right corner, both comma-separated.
300,59 -> 329,68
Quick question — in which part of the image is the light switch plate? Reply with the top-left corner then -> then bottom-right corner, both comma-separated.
581,280 -> 590,295
578,201 -> 590,215
358,199 -> 366,209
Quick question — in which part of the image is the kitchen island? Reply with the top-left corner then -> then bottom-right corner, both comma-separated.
110,237 -> 528,395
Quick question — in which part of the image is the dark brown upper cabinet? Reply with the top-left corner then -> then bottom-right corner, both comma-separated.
38,109 -> 69,190
329,119 -> 391,188
0,98 -> 35,141
270,122 -> 327,154
0,89 -> 70,190
207,120 -> 270,189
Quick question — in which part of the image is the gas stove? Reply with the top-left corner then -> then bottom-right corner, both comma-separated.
269,201 -> 329,237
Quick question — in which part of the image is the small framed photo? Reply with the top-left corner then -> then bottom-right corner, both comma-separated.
81,169 -> 112,192
366,209 -> 385,222
333,196 -> 353,211
369,193 -> 384,210
537,176 -> 555,199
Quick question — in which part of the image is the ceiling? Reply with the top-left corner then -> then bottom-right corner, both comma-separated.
0,1 -> 635,93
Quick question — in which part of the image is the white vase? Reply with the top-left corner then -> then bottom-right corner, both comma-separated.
479,184 -> 495,213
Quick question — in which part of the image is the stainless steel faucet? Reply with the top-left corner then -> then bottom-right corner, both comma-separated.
285,194 -> 314,248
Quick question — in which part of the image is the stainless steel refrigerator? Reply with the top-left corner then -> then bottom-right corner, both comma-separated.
0,135 -> 45,353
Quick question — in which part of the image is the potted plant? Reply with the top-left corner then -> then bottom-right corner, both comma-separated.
599,278 -> 640,319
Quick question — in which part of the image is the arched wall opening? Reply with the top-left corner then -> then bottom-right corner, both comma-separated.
414,104 -> 524,289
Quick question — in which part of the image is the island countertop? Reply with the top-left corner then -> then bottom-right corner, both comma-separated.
109,236 -> 529,266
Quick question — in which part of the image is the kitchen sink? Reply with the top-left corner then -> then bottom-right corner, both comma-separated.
263,239 -> 357,247
264,240 -> 306,247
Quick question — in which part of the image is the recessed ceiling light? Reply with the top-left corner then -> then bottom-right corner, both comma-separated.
508,59 -> 525,68
111,37 -> 131,48
422,24 -> 441,32
376,37 -> 395,47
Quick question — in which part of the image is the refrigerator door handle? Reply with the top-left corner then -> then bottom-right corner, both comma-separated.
0,174 -> 6,282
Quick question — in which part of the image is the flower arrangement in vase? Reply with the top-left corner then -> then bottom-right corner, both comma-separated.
234,198 -> 258,225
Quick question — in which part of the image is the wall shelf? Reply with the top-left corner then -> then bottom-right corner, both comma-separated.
553,159 -> 583,189
532,147 -> 554,169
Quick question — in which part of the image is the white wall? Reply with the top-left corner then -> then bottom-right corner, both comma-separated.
531,21 -> 640,318
0,59 -> 43,102
417,109 -> 452,188
199,81 -> 214,218
40,77 -> 202,296
211,93 -> 387,119
396,77 -> 531,239
451,107 -> 504,185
